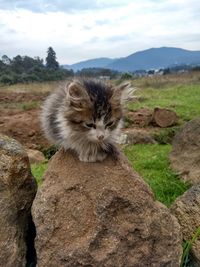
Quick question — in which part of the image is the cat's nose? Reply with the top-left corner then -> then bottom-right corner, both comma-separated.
97,134 -> 104,141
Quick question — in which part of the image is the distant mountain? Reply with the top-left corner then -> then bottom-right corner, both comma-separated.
108,47 -> 200,71
63,47 -> 200,72
63,57 -> 117,71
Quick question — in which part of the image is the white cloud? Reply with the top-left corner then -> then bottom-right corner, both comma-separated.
0,0 -> 132,12
0,0 -> 199,64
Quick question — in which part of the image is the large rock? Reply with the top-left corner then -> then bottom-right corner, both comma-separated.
171,184 -> 200,267
32,149 -> 182,267
170,118 -> 200,184
0,135 -> 37,267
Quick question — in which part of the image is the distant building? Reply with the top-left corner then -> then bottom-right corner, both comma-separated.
155,69 -> 164,75
134,70 -> 148,77
98,75 -> 110,81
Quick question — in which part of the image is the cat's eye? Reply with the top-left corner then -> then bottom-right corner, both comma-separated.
106,121 -> 114,128
85,123 -> 96,128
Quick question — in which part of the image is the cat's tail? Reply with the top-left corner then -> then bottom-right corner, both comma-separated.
40,88 -> 66,146
118,81 -> 136,104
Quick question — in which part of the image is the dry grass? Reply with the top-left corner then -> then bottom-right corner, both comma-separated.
132,71 -> 200,89
0,80 -> 67,93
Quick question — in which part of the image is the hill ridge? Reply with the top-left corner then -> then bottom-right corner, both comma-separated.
63,47 -> 200,72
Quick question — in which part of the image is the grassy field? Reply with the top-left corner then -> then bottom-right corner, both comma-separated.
128,83 -> 200,122
124,144 -> 189,207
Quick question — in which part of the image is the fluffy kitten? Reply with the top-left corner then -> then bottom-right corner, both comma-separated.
41,79 -> 133,162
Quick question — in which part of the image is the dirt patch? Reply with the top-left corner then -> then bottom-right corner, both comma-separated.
0,90 -> 50,150
0,109 -> 49,149
0,92 -> 48,103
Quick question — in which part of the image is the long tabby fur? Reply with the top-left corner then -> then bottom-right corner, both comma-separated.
41,79 -> 133,162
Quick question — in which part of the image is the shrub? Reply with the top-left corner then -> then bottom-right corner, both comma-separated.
40,145 -> 58,160
153,127 -> 180,144
0,74 -> 14,84
121,72 -> 133,80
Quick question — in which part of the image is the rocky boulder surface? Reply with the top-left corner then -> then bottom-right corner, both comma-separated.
170,117 -> 200,184
0,135 -> 37,267
32,149 -> 182,267
171,184 -> 200,267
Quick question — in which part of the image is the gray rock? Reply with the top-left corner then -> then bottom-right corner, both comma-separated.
32,149 -> 182,267
127,108 -> 153,127
171,184 -> 200,267
119,129 -> 156,145
0,134 -> 37,267
170,117 -> 200,184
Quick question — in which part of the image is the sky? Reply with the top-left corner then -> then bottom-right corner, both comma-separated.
0,0 -> 199,64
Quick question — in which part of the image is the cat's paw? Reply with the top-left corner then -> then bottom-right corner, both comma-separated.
96,151 -> 107,162
78,154 -> 97,162
78,152 -> 107,162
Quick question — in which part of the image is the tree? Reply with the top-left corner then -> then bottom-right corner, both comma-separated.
22,56 -> 43,71
2,55 -> 11,65
0,51 -> 73,85
11,55 -> 24,74
120,72 -> 133,80
46,47 -> 59,70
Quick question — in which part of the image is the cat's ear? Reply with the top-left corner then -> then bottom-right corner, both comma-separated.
66,81 -> 90,110
110,82 -> 135,106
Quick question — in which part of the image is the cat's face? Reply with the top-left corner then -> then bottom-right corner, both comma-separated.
64,80 -> 130,144
69,114 -> 122,144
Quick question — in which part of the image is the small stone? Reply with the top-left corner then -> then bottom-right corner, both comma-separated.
127,108 -> 153,127
122,129 -> 156,145
28,130 -> 36,137
26,148 -> 46,164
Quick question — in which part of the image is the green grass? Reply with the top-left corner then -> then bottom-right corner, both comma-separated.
0,101 -> 40,110
128,84 -> 200,122
31,162 -> 47,185
153,126 -> 180,144
123,144 -> 190,207
181,227 -> 200,267
20,101 -> 41,110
